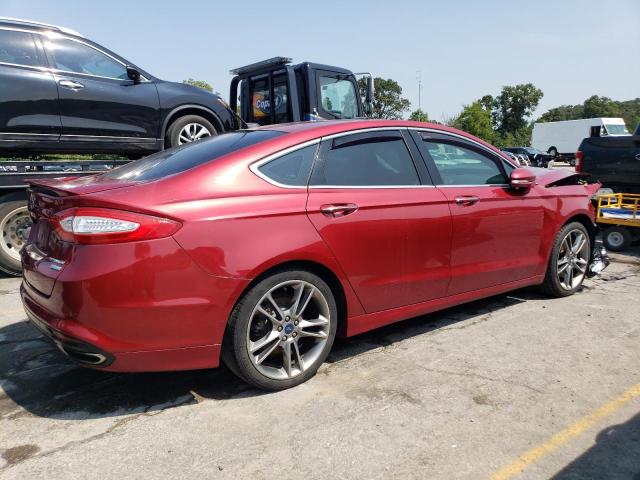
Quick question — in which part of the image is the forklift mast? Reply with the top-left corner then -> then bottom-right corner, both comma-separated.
229,57 -> 373,127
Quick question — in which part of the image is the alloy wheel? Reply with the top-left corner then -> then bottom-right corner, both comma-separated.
1,206 -> 30,261
556,229 -> 589,290
246,280 -> 331,380
177,123 -> 212,144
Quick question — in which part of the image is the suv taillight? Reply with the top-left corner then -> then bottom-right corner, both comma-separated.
54,208 -> 181,244
575,151 -> 583,172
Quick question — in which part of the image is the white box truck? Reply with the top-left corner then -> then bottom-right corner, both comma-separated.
531,117 -> 629,161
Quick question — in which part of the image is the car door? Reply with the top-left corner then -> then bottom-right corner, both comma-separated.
40,34 -> 160,142
411,129 -> 545,296
306,129 -> 452,313
0,28 -> 60,142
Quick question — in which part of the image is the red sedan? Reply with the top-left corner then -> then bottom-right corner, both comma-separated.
20,120 -> 605,390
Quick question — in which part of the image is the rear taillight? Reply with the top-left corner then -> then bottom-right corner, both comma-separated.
54,208 -> 181,244
575,151 -> 583,172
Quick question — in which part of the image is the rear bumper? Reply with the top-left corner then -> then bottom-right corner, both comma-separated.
20,237 -> 250,372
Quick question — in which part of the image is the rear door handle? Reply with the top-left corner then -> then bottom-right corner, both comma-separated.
320,203 -> 358,217
454,196 -> 480,206
58,79 -> 84,90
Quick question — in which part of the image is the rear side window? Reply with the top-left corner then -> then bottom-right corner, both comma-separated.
422,140 -> 507,185
311,131 -> 419,186
101,130 -> 284,182
257,144 -> 317,186
0,30 -> 39,67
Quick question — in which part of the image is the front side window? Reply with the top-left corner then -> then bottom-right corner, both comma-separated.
0,30 -> 39,66
311,132 -> 419,186
319,76 -> 358,119
257,144 -> 317,186
44,37 -> 127,79
422,140 -> 507,185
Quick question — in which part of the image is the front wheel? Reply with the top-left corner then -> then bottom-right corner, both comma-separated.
222,270 -> 337,391
0,200 -> 30,276
541,222 -> 591,297
166,115 -> 216,149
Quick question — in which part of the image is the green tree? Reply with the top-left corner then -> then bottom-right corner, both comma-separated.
537,104 -> 584,122
491,83 -> 544,136
582,95 -> 621,118
359,77 -> 410,119
409,109 -> 428,122
182,78 -> 214,92
450,101 -> 494,143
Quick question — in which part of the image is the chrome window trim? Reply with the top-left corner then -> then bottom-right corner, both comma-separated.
249,138 -> 321,189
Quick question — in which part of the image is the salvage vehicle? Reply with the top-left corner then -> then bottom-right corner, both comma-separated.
576,125 -> 640,194
20,119 -> 607,390
0,17 -> 374,275
502,146 -> 553,168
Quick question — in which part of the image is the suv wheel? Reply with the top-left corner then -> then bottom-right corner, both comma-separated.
166,115 -> 216,149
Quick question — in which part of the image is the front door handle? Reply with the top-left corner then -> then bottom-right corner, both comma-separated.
59,79 -> 84,90
454,196 -> 480,206
320,203 -> 358,217
635,153 -> 640,161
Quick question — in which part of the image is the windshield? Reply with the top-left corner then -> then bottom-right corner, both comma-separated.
604,124 -> 629,135
100,130 -> 284,182
524,147 -> 544,154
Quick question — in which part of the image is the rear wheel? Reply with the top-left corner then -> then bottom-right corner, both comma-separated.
541,222 -> 590,297
0,200 -> 30,276
603,226 -> 631,252
166,115 -> 216,149
222,270 -> 337,391
548,147 -> 558,157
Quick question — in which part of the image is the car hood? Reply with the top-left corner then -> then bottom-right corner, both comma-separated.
534,168 -> 601,194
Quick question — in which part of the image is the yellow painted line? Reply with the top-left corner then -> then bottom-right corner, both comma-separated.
489,383 -> 640,480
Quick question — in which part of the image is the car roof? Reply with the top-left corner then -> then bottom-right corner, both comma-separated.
250,119 -> 506,157
0,17 -> 83,37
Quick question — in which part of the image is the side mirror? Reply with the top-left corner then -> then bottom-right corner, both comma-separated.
126,66 -> 141,83
364,76 -> 374,115
510,168 -> 536,191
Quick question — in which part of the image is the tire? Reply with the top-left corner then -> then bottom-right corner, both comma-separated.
603,226 -> 631,252
548,147 -> 558,157
221,269 -> 338,391
165,115 -> 216,149
541,222 -> 591,297
0,200 -> 30,276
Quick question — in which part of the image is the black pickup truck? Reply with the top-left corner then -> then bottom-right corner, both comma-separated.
576,123 -> 640,193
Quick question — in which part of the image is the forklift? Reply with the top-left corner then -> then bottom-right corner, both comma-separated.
229,57 -> 374,127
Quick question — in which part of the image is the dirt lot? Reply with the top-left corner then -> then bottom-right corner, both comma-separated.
1,246 -> 639,480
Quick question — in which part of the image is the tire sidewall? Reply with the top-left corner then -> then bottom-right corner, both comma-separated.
0,200 -> 28,276
166,115 -> 217,149
224,270 -> 338,391
603,226 -> 631,252
544,222 -> 590,297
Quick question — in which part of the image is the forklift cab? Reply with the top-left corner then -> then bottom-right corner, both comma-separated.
229,57 -> 373,127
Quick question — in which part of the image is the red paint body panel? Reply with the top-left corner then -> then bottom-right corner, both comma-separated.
20,119 -> 599,373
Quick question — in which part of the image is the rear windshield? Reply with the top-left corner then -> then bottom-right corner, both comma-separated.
100,130 -> 284,181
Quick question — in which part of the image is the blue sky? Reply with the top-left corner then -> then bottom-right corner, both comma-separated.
3,0 -> 638,122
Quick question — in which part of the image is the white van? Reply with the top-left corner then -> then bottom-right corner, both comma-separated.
531,117 -> 629,159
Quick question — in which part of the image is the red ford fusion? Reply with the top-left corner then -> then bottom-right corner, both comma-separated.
20,120 -> 607,390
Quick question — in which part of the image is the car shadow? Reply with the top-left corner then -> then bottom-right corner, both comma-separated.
0,287 -> 539,421
552,412 -> 640,479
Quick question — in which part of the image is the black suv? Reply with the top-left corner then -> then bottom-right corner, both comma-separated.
0,18 -> 237,157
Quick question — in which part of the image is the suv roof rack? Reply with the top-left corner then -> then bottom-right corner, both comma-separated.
230,56 -> 292,76
0,17 -> 82,36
